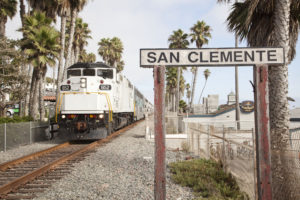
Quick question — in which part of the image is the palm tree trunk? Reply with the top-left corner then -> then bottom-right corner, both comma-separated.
62,8 -> 77,80
198,79 -> 207,105
176,68 -> 181,113
270,0 -> 297,199
39,76 -> 45,121
0,18 -> 7,37
190,68 -> 198,112
19,0 -> 25,27
24,65 -> 33,116
56,14 -> 67,112
30,71 -> 39,120
75,45 -> 80,63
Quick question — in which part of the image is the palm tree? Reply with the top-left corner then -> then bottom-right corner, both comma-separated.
0,0 -> 17,37
198,69 -> 211,104
98,37 -> 124,71
63,0 -> 88,80
189,20 -> 212,112
218,0 -> 300,198
168,29 -> 189,113
166,67 -> 177,111
27,0 -> 59,20
20,12 -> 60,120
79,50 -> 96,63
185,83 -> 191,103
72,17 -> 91,63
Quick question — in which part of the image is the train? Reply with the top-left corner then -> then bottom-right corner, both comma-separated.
55,62 -> 153,140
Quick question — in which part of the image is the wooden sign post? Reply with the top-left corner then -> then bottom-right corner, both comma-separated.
140,47 -> 284,200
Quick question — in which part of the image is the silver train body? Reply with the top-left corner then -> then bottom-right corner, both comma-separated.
56,62 -> 153,139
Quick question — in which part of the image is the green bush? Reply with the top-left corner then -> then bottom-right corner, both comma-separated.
0,116 -> 33,124
169,159 -> 249,200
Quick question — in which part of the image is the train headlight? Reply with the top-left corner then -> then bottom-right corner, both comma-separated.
99,114 -> 104,119
80,78 -> 87,88
61,114 -> 66,119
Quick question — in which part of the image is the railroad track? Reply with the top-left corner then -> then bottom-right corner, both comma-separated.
0,120 -> 142,200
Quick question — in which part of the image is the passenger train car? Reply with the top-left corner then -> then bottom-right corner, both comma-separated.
56,62 -> 153,139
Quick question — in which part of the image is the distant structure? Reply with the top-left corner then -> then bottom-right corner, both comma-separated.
193,94 -> 219,114
227,91 -> 236,105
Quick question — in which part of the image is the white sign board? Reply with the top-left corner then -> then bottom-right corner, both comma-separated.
140,47 -> 284,67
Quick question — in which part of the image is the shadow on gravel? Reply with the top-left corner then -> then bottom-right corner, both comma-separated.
132,134 -> 145,139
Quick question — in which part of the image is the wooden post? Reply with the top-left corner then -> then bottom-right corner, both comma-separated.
253,65 -> 272,200
154,66 -> 166,200
222,125 -> 226,171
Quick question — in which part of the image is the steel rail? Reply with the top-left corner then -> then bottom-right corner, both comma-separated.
0,120 -> 142,195
0,142 -> 71,171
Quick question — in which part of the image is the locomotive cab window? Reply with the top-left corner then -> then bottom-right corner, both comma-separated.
83,69 -> 95,76
67,69 -> 81,78
97,69 -> 113,79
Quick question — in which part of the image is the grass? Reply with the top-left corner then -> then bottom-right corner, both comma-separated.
169,159 -> 249,200
0,116 -> 33,124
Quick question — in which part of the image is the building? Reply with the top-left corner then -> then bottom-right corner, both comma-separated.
193,94 -> 219,114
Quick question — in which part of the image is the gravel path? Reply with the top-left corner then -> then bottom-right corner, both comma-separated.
1,117 -> 194,200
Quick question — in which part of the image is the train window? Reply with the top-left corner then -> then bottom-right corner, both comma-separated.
97,69 -> 113,79
67,69 -> 81,78
83,69 -> 95,76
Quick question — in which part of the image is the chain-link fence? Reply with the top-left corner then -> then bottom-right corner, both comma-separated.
0,121 -> 49,152
184,120 -> 256,199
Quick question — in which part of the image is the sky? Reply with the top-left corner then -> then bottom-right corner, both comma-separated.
5,0 -> 300,108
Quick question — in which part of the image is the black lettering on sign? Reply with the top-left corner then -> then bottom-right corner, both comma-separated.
147,52 -> 156,63
200,52 -> 208,63
267,50 -> 277,61
158,52 -> 168,63
256,50 -> 266,61
220,51 -> 232,62
188,52 -> 198,63
210,51 -> 218,62
234,51 -> 243,62
245,51 -> 254,62
170,52 -> 180,63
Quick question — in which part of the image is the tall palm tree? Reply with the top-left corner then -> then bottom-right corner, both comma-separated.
166,67 -> 177,111
63,0 -> 88,80
0,0 -> 17,37
189,20 -> 212,112
27,0 -> 59,20
198,69 -> 211,104
79,50 -> 96,63
20,12 -> 60,120
168,29 -> 189,113
72,17 -> 91,63
218,0 -> 300,199
98,37 -> 124,71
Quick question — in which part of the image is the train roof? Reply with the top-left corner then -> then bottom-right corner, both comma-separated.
68,62 -> 115,69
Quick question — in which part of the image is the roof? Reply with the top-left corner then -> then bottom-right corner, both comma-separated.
44,96 -> 56,101
68,62 -> 115,69
189,104 -> 236,118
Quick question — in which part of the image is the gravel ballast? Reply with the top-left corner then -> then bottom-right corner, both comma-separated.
1,117 -> 194,200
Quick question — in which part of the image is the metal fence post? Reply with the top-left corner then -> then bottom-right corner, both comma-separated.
207,125 -> 210,158
29,121 -> 32,144
4,123 -> 6,152
222,125 -> 226,171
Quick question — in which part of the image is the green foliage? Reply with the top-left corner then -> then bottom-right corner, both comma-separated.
169,159 -> 249,200
179,100 -> 188,112
0,116 -> 33,124
98,37 -> 124,72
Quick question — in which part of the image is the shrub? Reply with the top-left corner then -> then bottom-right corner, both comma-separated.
0,116 -> 33,124
169,159 -> 249,200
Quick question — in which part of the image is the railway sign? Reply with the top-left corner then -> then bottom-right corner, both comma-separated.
142,46 -> 281,200
140,47 -> 284,67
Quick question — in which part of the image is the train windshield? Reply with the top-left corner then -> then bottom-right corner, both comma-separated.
97,69 -> 113,79
67,69 -> 81,78
83,69 -> 95,76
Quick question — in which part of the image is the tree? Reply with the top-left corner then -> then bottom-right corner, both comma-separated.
219,0 -> 300,198
98,37 -> 125,72
20,12 -> 60,120
185,83 -> 191,103
198,69 -> 211,104
0,38 -> 28,116
78,50 -> 96,63
168,29 -> 189,113
189,20 -> 212,112
63,0 -> 88,80
72,17 -> 91,63
0,0 -> 17,37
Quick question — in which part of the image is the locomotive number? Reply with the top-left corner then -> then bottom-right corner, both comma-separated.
100,84 -> 111,90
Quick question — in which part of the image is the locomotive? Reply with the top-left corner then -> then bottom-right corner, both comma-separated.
55,62 -> 153,139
